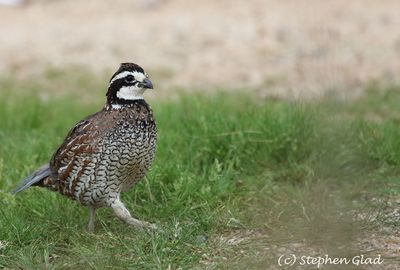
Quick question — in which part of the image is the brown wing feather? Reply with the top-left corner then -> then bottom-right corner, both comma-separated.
49,112 -> 102,196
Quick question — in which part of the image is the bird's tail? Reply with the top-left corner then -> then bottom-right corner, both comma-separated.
12,164 -> 51,195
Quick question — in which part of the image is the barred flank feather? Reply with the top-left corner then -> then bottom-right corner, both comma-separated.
12,164 -> 51,194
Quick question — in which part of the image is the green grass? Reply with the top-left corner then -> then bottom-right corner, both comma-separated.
0,77 -> 399,269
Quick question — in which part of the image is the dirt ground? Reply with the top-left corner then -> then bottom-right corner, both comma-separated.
0,0 -> 400,99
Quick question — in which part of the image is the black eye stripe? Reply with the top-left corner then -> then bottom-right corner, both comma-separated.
109,77 -> 140,88
125,75 -> 135,82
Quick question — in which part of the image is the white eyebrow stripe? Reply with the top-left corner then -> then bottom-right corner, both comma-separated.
109,71 -> 146,84
110,71 -> 134,84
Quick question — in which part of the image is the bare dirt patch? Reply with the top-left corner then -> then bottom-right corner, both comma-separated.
0,0 -> 400,99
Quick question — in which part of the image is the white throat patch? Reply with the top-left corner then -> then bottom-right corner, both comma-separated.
116,86 -> 145,101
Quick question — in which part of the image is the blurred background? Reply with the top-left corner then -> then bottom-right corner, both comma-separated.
0,0 -> 399,99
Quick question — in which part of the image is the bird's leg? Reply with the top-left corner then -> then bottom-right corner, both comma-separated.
111,199 -> 157,230
88,206 -> 97,232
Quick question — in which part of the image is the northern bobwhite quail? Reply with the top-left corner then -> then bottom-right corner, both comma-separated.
13,63 -> 157,231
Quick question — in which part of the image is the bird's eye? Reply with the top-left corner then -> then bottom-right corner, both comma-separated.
125,75 -> 135,83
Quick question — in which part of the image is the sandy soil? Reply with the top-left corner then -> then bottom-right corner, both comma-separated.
0,0 -> 400,99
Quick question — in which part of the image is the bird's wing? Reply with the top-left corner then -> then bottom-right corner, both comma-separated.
49,111 -> 105,195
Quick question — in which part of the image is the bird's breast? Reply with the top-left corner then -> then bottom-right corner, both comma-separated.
106,117 -> 157,190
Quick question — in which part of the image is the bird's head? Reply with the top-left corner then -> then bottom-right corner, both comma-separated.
106,63 -> 153,107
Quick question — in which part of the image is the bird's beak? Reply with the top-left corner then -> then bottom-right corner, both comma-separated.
141,78 -> 154,89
